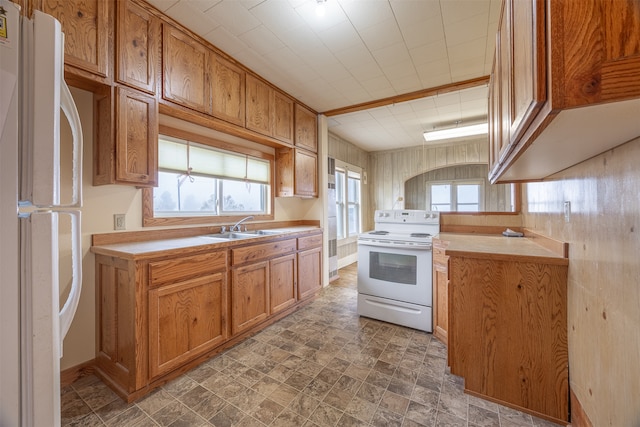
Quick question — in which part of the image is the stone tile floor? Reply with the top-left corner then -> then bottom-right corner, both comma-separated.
61,264 -> 562,427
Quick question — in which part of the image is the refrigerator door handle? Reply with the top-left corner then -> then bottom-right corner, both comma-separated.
58,209 -> 82,351
59,57 -> 83,208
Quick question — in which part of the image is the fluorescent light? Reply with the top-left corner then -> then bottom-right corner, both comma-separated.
423,123 -> 488,142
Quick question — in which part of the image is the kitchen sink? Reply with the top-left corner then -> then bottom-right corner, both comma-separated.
200,229 -> 283,241
201,232 -> 258,240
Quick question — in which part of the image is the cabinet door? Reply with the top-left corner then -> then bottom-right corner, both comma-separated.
295,104 -> 317,152
449,256 -> 568,422
297,246 -> 321,300
148,272 -> 228,379
245,74 -> 272,136
162,24 -> 209,113
509,0 -> 546,144
559,0 -> 640,106
488,64 -> 501,174
294,149 -> 318,197
209,54 -> 245,126
270,254 -> 297,314
36,0 -> 111,80
432,241 -> 449,345
272,91 -> 294,144
115,86 -> 158,186
95,255 -> 139,393
497,1 -> 512,164
231,261 -> 269,335
116,0 -> 159,94
433,266 -> 448,344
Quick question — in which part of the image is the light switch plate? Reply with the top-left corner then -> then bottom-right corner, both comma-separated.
564,201 -> 571,222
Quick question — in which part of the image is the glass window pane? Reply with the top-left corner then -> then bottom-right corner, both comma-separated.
347,176 -> 360,203
336,210 -> 344,239
431,184 -> 450,204
348,205 -> 360,236
457,184 -> 479,204
220,179 -> 266,213
154,171 -> 216,214
336,171 -> 345,203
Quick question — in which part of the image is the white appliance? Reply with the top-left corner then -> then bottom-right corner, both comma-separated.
0,2 -> 83,426
357,210 -> 439,332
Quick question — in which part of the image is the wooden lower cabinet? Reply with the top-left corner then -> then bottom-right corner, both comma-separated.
231,261 -> 270,335
269,254 -> 297,314
93,230 -> 323,401
432,239 -> 449,345
297,233 -> 322,300
148,272 -> 227,378
448,254 -> 568,424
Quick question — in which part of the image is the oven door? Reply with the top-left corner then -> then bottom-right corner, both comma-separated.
357,240 -> 432,306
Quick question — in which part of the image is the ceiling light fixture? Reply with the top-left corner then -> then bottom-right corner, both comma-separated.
315,0 -> 327,17
423,122 -> 488,142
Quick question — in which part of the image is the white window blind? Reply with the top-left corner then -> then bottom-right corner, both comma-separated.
158,137 -> 270,184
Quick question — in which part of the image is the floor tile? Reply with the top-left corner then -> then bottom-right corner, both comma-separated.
62,264 -> 552,427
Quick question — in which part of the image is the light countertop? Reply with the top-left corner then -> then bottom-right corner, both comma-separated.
91,226 -> 321,260
436,232 -> 568,264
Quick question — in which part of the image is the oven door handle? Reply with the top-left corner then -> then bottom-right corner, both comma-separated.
358,240 -> 432,250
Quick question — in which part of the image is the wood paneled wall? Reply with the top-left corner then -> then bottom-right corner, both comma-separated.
328,133 -> 371,231
368,138 -> 488,216
521,136 -> 640,427
404,164 -> 513,212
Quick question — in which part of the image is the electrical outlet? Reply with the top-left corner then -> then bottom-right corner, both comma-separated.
564,201 -> 571,222
114,214 -> 126,230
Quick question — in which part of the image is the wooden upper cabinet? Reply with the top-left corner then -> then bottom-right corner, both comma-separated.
116,0 -> 159,94
559,0 -> 640,106
209,54 -> 245,126
295,104 -> 318,153
114,85 -> 158,186
246,74 -> 273,136
294,149 -> 318,197
275,147 -> 318,198
272,91 -> 294,144
489,0 -> 640,183
246,74 -> 294,144
162,24 -> 209,113
35,0 -> 111,82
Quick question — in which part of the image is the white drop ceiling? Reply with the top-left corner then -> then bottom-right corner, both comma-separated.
146,0 -> 501,152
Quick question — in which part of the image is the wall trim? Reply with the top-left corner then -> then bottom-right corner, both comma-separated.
61,359 -> 95,388
338,254 -> 358,269
569,389 -> 593,427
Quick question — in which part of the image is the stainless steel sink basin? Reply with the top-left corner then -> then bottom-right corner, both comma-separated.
201,232 -> 258,240
255,230 -> 282,235
199,229 -> 283,241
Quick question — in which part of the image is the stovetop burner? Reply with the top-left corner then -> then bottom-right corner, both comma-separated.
410,233 -> 431,238
368,230 -> 389,235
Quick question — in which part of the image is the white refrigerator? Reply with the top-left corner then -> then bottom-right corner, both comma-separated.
0,1 -> 83,425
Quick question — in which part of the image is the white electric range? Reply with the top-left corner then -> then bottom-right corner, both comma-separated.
357,209 -> 440,332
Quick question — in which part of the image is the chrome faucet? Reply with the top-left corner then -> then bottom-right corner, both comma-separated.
230,216 -> 254,232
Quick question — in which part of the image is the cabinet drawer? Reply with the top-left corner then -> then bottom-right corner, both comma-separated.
232,239 -> 296,265
298,233 -> 322,250
149,251 -> 227,288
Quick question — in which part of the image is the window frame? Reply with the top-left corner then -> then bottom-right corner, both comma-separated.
428,179 -> 484,212
143,126 -> 275,227
335,160 -> 362,242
